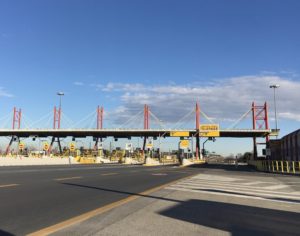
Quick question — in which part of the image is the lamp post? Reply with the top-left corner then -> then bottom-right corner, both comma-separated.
269,85 -> 279,138
57,92 -> 64,110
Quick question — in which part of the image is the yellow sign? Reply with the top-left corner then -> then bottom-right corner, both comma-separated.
43,142 -> 50,151
69,142 -> 76,151
170,131 -> 190,137
199,124 -> 220,137
19,142 -> 25,150
146,140 -> 153,149
180,140 -> 189,149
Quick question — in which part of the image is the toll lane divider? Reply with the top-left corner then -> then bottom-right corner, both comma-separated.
249,160 -> 300,175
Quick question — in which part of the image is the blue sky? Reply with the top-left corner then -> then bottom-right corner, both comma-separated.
0,0 -> 300,155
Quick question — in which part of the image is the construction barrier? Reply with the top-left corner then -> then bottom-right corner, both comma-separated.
249,160 -> 300,175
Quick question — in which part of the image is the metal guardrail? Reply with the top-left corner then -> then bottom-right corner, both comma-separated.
249,160 -> 300,174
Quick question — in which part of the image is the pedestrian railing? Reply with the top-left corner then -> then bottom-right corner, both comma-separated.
249,160 -> 300,174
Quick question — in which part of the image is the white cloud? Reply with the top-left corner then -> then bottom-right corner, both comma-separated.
98,82 -> 146,92
0,87 -> 13,98
96,75 -> 300,125
73,81 -> 84,86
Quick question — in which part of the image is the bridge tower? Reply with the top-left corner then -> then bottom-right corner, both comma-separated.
49,106 -> 63,155
6,107 -> 22,155
252,102 -> 269,159
53,106 -> 61,129
142,104 -> 150,155
94,106 -> 104,149
195,102 -> 201,160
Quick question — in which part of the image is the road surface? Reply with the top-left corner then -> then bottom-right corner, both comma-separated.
0,164 -> 299,235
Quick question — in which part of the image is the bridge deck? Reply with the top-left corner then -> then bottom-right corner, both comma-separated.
0,129 -> 271,138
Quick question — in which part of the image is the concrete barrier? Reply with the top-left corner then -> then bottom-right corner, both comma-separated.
0,156 -> 79,166
143,157 -> 160,166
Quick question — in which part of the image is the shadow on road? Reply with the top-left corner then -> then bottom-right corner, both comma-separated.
0,229 -> 15,236
159,199 -> 300,236
62,182 -> 182,203
191,163 -> 257,172
63,182 -> 300,235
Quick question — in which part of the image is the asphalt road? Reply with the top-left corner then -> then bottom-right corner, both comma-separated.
0,164 -> 199,235
1,164 -> 300,236
51,163 -> 300,236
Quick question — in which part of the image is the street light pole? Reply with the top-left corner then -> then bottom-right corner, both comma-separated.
269,85 -> 279,138
57,92 -> 64,111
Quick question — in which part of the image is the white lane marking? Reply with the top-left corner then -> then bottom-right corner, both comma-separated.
243,181 -> 269,185
264,185 -> 290,190
54,176 -> 82,181
171,183 -> 300,200
181,180 -> 294,195
101,173 -> 118,176
166,187 -> 300,205
173,181 -> 300,197
152,173 -> 168,176
190,174 -> 241,182
0,184 -> 19,188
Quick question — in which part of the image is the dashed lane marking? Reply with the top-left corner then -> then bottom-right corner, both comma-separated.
101,173 -> 118,176
54,176 -> 82,181
0,184 -> 19,188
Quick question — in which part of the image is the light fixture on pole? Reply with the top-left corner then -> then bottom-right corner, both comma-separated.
57,92 -> 64,110
269,84 -> 279,138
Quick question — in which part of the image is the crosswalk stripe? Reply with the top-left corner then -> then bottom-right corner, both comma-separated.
171,183 -> 300,200
263,185 -> 290,190
166,174 -> 300,203
181,180 -> 293,195
166,186 -> 300,205
243,181 -> 269,185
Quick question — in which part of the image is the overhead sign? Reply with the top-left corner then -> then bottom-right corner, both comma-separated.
69,142 -> 76,152
200,124 -> 220,137
19,142 -> 25,150
170,131 -> 190,137
43,142 -> 49,151
180,140 -> 189,149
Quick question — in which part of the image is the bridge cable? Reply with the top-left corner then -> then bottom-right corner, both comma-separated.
71,110 -> 96,129
149,111 -> 166,129
171,108 -> 194,130
200,110 -> 214,124
119,110 -> 143,129
226,108 -> 252,130
28,111 -> 53,129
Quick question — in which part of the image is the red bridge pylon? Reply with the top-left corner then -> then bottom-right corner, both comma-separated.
94,106 -> 104,150
142,104 -> 150,155
252,102 -> 269,159
6,107 -> 22,155
49,106 -> 63,155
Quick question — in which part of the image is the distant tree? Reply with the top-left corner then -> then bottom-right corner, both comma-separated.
242,152 -> 252,162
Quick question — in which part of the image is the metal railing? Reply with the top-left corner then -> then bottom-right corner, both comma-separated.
249,160 -> 300,174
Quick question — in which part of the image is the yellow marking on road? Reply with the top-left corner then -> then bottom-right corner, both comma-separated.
54,176 -> 82,181
0,184 -> 19,188
101,172 -> 118,176
28,174 -> 197,236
